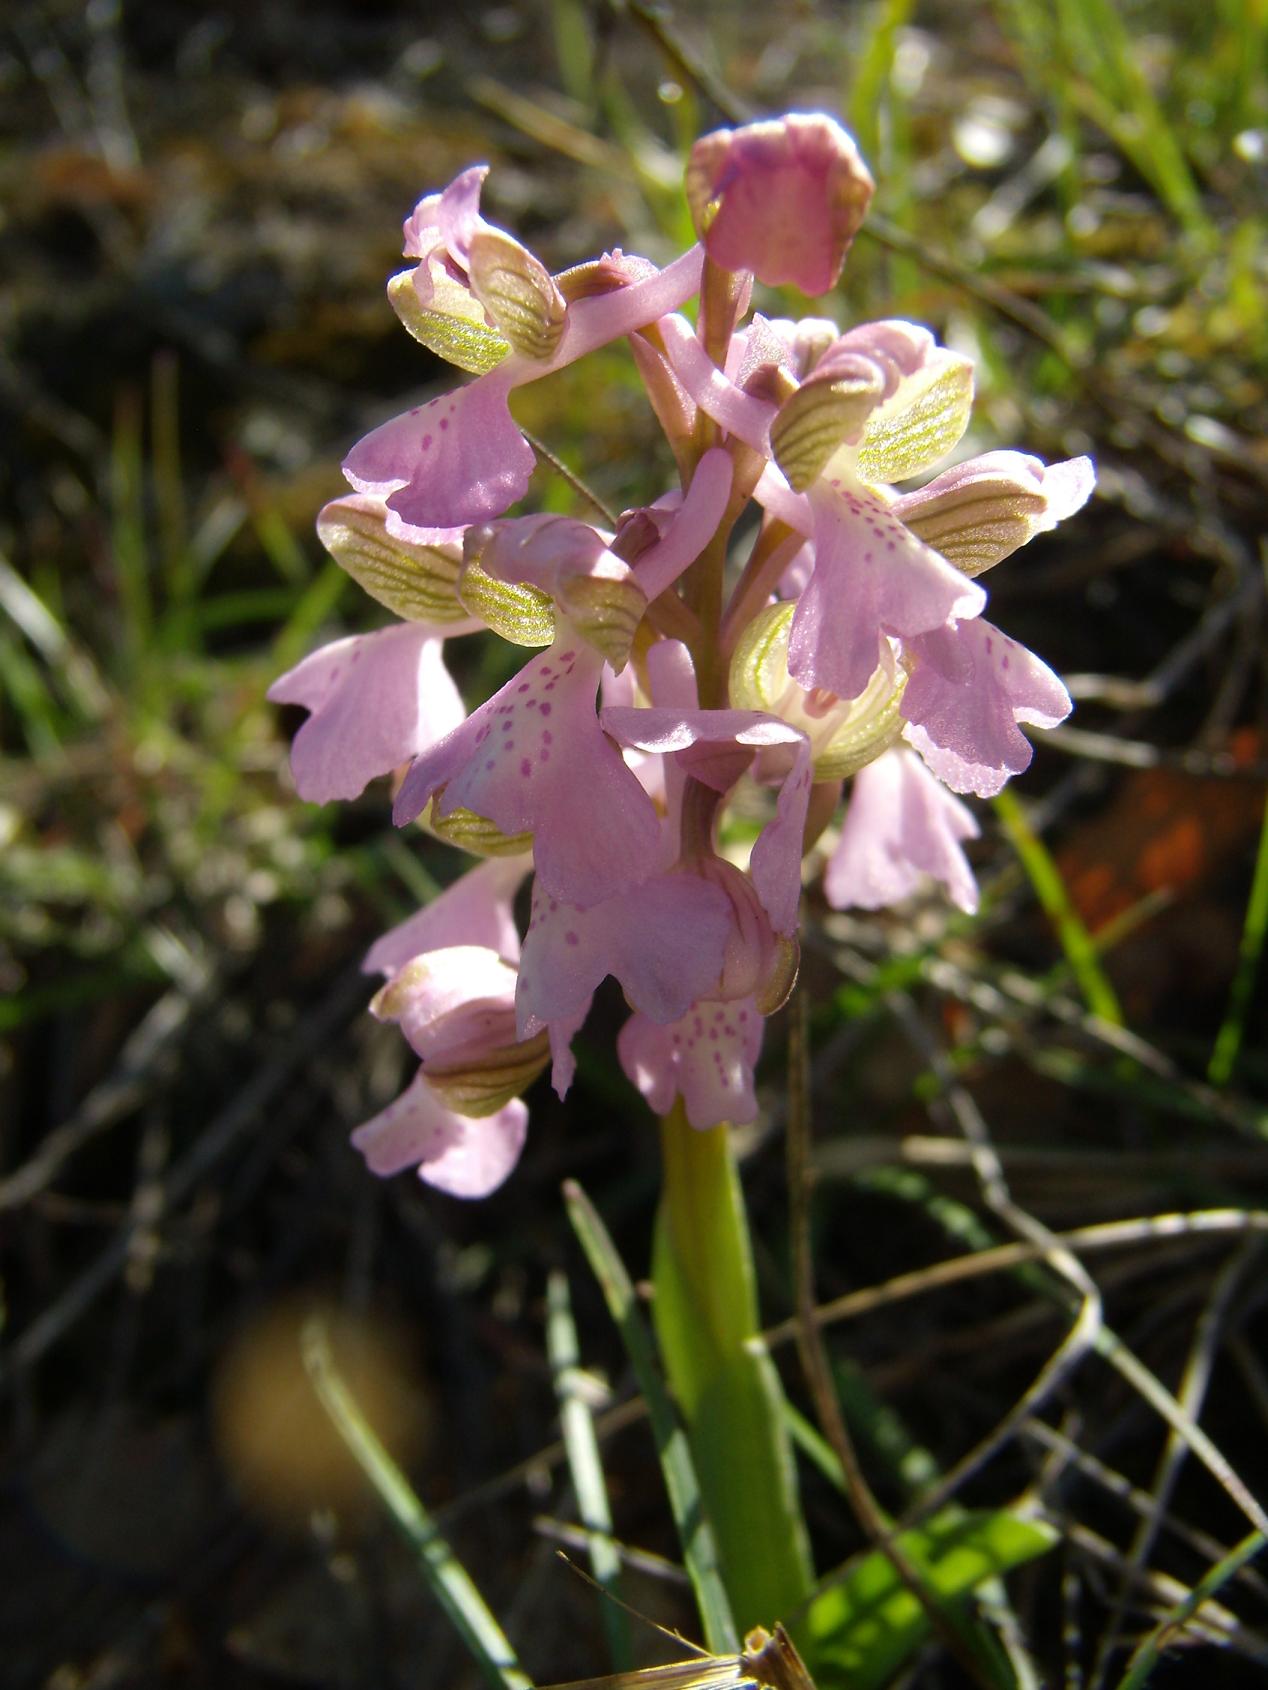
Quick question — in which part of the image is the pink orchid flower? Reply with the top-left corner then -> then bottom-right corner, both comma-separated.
825,748 -> 980,914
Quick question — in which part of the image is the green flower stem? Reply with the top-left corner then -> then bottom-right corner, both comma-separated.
653,1102 -> 813,1634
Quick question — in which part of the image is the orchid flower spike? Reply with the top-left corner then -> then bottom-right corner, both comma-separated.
272,111 -> 1095,1192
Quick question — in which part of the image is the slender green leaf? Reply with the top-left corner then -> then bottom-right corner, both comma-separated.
301,1318 -> 532,1690
805,1511 -> 1057,1690
994,786 -> 1122,1026
1209,790 -> 1268,1086
546,1270 -> 632,1672
1115,1528 -> 1267,1690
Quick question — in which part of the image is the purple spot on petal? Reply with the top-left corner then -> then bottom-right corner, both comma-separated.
520,758 -> 532,777
565,931 -> 579,947
539,703 -> 552,718
440,418 -> 449,431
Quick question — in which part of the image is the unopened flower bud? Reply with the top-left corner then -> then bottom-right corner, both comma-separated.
685,114 -> 874,296
370,946 -> 549,1116
696,857 -> 799,1012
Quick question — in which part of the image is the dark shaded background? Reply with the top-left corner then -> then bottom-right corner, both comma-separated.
3,1 -> 1268,1685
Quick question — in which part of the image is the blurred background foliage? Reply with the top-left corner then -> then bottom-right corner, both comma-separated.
2,1 -> 1267,1686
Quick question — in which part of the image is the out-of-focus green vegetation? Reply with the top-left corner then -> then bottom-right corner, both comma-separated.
2,3 -> 1267,1686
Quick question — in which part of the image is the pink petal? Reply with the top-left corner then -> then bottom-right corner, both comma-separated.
267,622 -> 465,804
644,638 -> 699,708
601,705 -> 811,935
344,368 -> 535,532
556,246 -> 704,363
902,618 -> 1072,798
787,480 -> 985,702
363,856 -> 529,978
748,739 -> 813,934
402,194 -> 444,260
618,999 -> 764,1129
351,1070 -> 526,1197
824,749 -> 979,913
545,1004 -> 587,1098
753,462 -> 813,534
432,164 -> 488,266
726,313 -> 797,387
516,871 -> 732,1042
395,632 -> 661,909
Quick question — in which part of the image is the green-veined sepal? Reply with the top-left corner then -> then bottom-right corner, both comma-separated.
855,351 -> 975,484
387,268 -> 512,375
317,495 -> 467,622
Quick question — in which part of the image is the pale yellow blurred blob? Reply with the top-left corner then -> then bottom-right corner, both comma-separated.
213,1294 -> 430,1527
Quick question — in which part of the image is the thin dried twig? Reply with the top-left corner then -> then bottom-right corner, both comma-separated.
2,966 -> 371,1384
785,986 -> 994,1687
1089,1239 -> 1263,1689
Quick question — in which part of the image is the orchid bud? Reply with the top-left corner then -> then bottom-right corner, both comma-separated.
685,114 -> 874,295
696,857 -> 799,1013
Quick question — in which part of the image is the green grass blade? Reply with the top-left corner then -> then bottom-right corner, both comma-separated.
805,1511 -> 1057,1690
1053,0 -> 1208,235
110,387 -> 152,662
993,786 -> 1123,1026
301,1317 -> 533,1690
546,1270 -> 633,1672
0,624 -> 64,756
1208,790 -> 1268,1086
1115,1529 -> 1268,1690
563,1179 -> 739,1654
